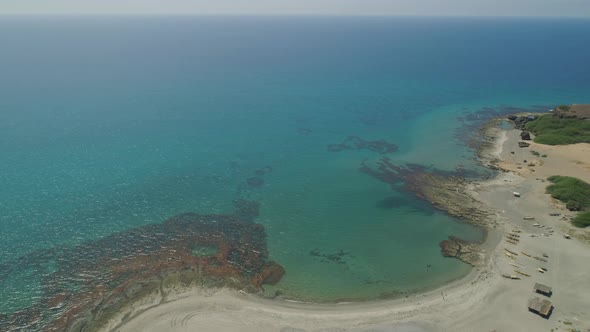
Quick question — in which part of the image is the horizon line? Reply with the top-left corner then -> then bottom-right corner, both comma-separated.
0,13 -> 589,20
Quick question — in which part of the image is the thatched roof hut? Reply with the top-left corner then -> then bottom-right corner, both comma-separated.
534,283 -> 552,296
528,296 -> 553,318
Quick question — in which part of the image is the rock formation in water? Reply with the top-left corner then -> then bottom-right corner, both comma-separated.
439,236 -> 485,267
233,198 -> 261,222
246,166 -> 272,188
327,136 -> 398,154
0,213 -> 284,332
358,157 -> 494,267
247,176 -> 265,187
309,248 -> 353,265
359,157 -> 493,228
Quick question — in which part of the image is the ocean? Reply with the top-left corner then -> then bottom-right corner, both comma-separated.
0,16 -> 589,321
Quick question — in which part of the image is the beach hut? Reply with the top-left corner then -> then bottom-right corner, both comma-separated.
534,283 -> 552,297
528,296 -> 553,318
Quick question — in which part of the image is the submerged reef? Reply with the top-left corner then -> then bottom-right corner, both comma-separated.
245,166 -> 273,188
359,157 -> 493,228
359,157 -> 493,266
247,176 -> 265,187
309,248 -> 353,265
439,236 -> 485,267
0,213 -> 284,332
327,136 -> 398,154
233,198 -> 261,222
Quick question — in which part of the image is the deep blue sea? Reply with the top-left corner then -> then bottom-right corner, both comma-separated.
0,16 -> 589,315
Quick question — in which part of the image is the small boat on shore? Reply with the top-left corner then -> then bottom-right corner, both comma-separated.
534,256 -> 548,263
505,248 -> 519,255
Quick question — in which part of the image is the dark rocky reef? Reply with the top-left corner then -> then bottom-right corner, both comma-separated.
309,248 -> 353,265
247,176 -> 265,188
246,166 -> 272,188
327,136 -> 398,154
376,195 -> 434,215
254,166 -> 273,177
359,157 -> 494,266
439,236 -> 484,267
0,213 -> 284,332
376,196 -> 405,209
233,198 -> 260,222
359,157 -> 493,228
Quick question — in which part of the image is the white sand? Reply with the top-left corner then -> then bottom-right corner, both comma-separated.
108,128 -> 590,332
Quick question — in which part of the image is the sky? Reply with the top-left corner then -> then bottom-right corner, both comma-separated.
0,0 -> 589,17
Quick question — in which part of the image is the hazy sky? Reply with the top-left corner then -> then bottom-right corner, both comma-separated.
1,0 -> 590,17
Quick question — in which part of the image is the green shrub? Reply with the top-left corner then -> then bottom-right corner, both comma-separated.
566,200 -> 582,211
525,114 -> 590,145
530,150 -> 541,157
572,212 -> 590,227
547,176 -> 590,209
547,176 -> 590,227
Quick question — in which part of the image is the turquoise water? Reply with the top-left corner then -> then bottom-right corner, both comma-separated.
1,17 -> 590,314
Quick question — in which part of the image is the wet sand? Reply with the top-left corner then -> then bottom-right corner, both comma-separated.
107,127 -> 590,332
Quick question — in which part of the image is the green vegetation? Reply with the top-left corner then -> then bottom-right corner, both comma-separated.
573,212 -> 590,227
541,154 -> 547,158
547,176 -> 590,227
530,150 -> 540,157
547,176 -> 590,208
525,114 -> 590,145
557,104 -> 571,111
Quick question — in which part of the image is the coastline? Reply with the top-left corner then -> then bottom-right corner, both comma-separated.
105,119 -> 590,332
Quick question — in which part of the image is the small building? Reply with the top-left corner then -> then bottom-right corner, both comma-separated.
534,283 -> 552,297
528,296 -> 553,318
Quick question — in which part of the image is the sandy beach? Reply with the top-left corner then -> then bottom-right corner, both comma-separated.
107,126 -> 590,332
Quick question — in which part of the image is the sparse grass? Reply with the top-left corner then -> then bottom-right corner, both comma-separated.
541,154 -> 547,158
525,114 -> 590,145
547,176 -> 590,227
530,150 -> 540,157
